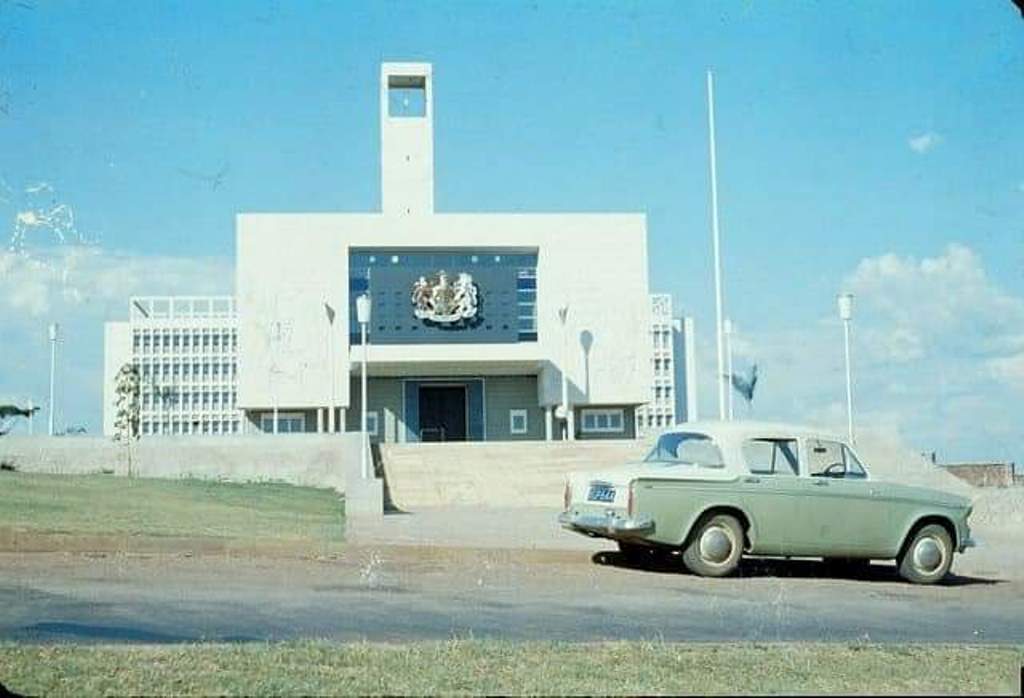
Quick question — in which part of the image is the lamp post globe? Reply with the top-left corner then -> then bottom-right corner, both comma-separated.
356,294 -> 372,325
837,293 -> 853,322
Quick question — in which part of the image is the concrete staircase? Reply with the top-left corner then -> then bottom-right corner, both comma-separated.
377,440 -> 647,510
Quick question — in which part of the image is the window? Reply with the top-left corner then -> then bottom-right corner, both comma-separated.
366,410 -> 379,437
843,446 -> 868,478
260,412 -> 306,434
742,439 -> 799,476
580,408 -> 625,434
516,269 -> 538,341
807,439 -> 868,479
644,432 -> 724,468
387,75 -> 426,117
509,409 -> 528,435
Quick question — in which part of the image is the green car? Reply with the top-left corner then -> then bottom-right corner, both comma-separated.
559,421 -> 975,584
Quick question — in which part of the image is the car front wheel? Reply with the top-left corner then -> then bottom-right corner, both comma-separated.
897,524 -> 953,584
682,513 -> 743,577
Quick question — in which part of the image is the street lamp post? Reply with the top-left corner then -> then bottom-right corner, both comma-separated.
325,302 -> 337,434
356,294 -> 372,478
557,304 -> 574,441
837,293 -> 855,444
270,321 -> 281,434
48,323 -> 58,436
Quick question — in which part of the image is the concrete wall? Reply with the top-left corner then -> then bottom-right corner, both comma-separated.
940,463 -> 1015,488
346,377 -> 404,442
484,376 -> 545,441
0,434 -> 359,492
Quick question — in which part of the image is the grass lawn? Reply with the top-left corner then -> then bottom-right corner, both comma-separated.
0,641 -> 1021,695
0,472 -> 344,554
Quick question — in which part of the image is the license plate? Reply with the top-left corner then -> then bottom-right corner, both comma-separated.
587,483 -> 616,503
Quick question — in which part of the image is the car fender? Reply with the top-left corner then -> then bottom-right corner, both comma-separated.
678,502 -> 758,551
893,508 -> 959,556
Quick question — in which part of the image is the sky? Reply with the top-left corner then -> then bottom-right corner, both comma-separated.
1,1 -> 1022,463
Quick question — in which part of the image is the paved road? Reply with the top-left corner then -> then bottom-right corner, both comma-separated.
2,537 -> 1022,644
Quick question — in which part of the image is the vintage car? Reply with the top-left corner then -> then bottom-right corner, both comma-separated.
559,421 -> 975,584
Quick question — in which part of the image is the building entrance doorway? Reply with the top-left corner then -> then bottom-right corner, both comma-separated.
418,385 -> 467,442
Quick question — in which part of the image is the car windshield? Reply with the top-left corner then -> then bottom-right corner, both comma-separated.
644,432 -> 725,468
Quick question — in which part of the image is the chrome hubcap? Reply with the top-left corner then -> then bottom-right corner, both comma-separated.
699,526 -> 734,564
913,537 -> 945,574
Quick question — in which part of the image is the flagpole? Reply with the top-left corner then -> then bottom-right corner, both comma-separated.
725,318 -> 734,421
707,70 -> 727,421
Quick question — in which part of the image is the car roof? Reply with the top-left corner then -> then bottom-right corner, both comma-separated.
661,419 -> 847,444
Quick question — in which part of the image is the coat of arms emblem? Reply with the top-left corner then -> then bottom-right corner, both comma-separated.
411,270 -> 479,325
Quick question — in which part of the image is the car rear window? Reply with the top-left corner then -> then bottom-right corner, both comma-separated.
644,432 -> 724,468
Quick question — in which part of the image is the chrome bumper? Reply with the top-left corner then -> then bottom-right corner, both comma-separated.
959,536 -> 978,552
558,510 -> 655,538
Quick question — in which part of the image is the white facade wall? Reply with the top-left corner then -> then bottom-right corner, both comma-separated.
102,296 -> 243,438
636,294 -> 697,436
381,63 -> 434,216
636,293 -> 676,435
236,213 -> 651,413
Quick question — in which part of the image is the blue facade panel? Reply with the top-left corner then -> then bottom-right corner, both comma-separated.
350,250 -> 537,345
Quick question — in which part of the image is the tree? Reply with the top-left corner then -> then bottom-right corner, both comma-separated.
113,364 -> 141,475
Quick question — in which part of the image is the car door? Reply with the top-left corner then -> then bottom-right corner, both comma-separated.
795,438 -> 891,556
738,438 -> 808,555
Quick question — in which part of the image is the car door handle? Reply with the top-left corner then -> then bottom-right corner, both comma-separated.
743,476 -> 761,484
869,488 -> 881,497
813,480 -> 829,487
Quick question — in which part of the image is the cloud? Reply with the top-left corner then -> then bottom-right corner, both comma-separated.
0,245 -> 232,433
0,246 -> 231,317
713,244 -> 1024,464
907,131 -> 942,154
843,243 -> 1024,362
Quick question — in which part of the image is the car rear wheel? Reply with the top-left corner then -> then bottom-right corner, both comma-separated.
897,524 -> 953,584
682,514 -> 743,577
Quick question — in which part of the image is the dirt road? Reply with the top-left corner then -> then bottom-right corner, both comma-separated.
2,534 -> 1021,644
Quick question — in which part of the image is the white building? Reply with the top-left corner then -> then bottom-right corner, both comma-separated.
103,297 -> 242,437
105,62 -> 677,442
635,294 -> 698,437
232,62 -> 657,443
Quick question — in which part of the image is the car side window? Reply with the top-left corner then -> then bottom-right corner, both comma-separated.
742,439 -> 799,476
808,439 -> 864,478
843,446 -> 868,479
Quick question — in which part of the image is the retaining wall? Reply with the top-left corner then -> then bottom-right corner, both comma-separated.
0,434 -> 360,492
